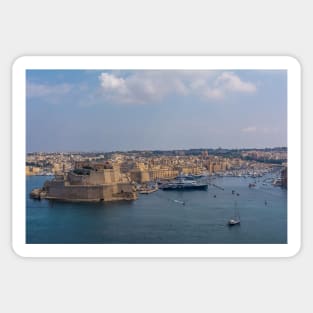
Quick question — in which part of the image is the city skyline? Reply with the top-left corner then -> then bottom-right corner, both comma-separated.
26,69 -> 287,152
27,147 -> 287,155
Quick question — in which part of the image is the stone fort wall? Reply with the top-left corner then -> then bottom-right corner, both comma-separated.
46,180 -> 136,201
67,169 -> 121,186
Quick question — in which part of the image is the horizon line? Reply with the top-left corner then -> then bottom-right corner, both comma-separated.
26,146 -> 287,154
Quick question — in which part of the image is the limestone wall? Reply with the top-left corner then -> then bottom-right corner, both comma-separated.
88,170 -> 106,185
67,168 -> 123,186
117,182 -> 135,193
44,163 -> 136,201
67,172 -> 89,185
130,170 -> 150,183
45,179 -> 136,201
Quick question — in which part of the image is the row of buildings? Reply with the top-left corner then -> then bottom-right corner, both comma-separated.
29,150 -> 287,201
28,150 -> 284,182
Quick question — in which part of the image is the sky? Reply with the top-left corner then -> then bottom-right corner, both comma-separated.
26,69 -> 287,152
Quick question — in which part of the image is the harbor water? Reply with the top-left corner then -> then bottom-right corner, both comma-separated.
26,174 -> 287,244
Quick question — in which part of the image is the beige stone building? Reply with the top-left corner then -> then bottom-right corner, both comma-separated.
26,166 -> 41,176
130,169 -> 151,183
40,162 -> 137,202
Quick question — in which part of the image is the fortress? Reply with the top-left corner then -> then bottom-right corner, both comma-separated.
31,161 -> 137,202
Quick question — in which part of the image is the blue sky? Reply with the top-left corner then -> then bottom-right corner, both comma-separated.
26,69 -> 287,152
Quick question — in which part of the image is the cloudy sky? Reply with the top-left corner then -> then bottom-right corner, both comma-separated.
26,69 -> 287,152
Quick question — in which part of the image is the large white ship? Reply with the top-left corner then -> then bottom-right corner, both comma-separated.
159,175 -> 208,190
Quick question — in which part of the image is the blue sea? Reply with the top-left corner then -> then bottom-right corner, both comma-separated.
26,174 -> 287,244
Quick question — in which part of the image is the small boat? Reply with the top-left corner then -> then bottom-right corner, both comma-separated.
174,199 -> 185,205
236,193 -> 240,196
232,190 -> 235,194
139,183 -> 158,194
228,201 -> 240,226
213,195 -> 217,198
228,218 -> 240,226
139,186 -> 158,194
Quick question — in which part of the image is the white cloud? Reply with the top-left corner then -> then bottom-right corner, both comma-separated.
99,73 -> 126,90
27,82 -> 73,98
26,82 -> 94,106
98,71 -> 257,104
98,71 -> 190,104
241,126 -> 257,133
27,71 -> 257,106
241,126 -> 279,134
215,72 -> 257,93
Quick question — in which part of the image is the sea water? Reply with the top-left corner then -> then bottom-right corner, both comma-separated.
26,174 -> 287,244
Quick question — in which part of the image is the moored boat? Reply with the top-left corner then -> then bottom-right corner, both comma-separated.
159,174 -> 208,190
228,201 -> 241,226
228,218 -> 240,225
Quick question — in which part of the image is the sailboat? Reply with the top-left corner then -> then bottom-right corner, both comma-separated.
174,199 -> 185,205
228,201 -> 240,226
